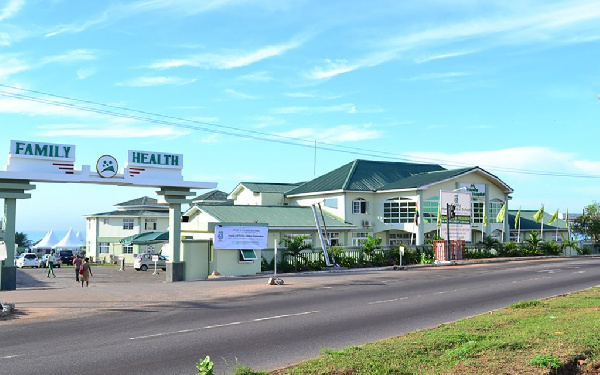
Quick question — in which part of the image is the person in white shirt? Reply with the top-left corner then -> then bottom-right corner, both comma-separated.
47,252 -> 57,278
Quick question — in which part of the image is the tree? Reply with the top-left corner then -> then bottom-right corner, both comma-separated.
571,202 -> 600,241
281,235 -> 311,272
362,234 -> 382,257
523,232 -> 543,255
15,232 -> 30,248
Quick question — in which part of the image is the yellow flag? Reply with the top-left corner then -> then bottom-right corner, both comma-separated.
496,203 -> 506,223
436,203 -> 441,228
548,209 -> 559,225
533,205 -> 544,223
565,208 -> 569,230
483,203 -> 487,226
514,207 -> 521,229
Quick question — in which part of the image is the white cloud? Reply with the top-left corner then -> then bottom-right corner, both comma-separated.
307,1 -> 600,80
225,88 -> 258,99
42,49 -> 97,64
414,50 -> 477,64
404,72 -> 470,81
272,103 -> 356,115
149,39 -> 304,70
117,76 -> 196,87
35,125 -> 190,138
405,147 -> 579,176
0,56 -> 29,78
200,133 -> 220,143
274,124 -> 381,143
0,0 -> 24,22
237,71 -> 273,82
0,98 -> 93,118
77,67 -> 97,80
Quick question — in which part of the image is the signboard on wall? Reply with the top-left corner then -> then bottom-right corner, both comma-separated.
214,225 -> 268,249
458,183 -> 485,198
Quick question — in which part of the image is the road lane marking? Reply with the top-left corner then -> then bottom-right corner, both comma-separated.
129,311 -> 320,340
369,297 -> 408,305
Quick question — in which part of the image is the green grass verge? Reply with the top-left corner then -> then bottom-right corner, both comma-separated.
236,287 -> 600,374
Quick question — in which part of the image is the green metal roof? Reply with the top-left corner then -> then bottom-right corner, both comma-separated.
85,209 -> 169,217
379,167 -> 476,190
508,210 -> 568,231
192,190 -> 229,201
115,196 -> 161,207
286,159 -> 445,195
193,204 -> 354,228
239,182 -> 301,194
119,231 -> 169,245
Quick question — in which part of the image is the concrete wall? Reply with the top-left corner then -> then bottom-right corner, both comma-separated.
210,248 -> 261,277
183,239 -> 210,280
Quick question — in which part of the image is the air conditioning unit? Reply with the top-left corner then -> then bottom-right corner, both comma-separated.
362,220 -> 371,227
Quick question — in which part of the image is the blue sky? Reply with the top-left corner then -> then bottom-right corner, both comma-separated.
1,0 -> 599,239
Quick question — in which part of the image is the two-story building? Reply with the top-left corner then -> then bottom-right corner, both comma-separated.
84,196 -> 170,263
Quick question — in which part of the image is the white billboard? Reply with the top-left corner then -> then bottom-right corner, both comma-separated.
440,190 -> 472,242
214,225 -> 268,249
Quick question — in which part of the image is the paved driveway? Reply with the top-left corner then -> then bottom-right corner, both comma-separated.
16,263 -> 166,289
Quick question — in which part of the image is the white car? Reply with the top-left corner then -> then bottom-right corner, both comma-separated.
15,253 -> 39,268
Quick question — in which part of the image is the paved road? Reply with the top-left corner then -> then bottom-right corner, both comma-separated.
1,257 -> 599,374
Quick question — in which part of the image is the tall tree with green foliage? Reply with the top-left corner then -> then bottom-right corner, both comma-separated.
15,232 -> 30,248
281,235 -> 311,272
571,202 -> 600,241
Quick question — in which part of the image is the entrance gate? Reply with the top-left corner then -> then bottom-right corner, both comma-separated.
0,140 -> 216,290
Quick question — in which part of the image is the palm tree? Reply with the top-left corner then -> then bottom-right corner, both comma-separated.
15,232 -> 30,249
281,236 -> 311,272
524,232 -> 543,255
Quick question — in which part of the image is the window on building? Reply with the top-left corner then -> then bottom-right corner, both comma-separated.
352,232 -> 369,246
144,218 -> 157,231
389,233 -> 412,247
383,197 -> 416,224
473,201 -> 483,224
282,234 -> 312,247
352,198 -> 368,214
327,232 -> 340,246
102,218 -> 109,225
423,198 -> 439,223
122,245 -> 133,254
489,199 -> 503,223
99,242 -> 109,253
123,218 -> 134,230
239,249 -> 258,262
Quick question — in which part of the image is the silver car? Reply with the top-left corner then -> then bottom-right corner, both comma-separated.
133,253 -> 167,271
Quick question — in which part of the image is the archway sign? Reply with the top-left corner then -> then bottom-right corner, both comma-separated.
0,139 -> 217,290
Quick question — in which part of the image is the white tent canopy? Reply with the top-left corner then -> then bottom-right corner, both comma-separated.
75,231 -> 85,245
33,230 -> 61,250
52,228 -> 85,250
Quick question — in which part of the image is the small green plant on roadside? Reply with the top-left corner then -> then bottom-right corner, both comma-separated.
530,354 -> 562,369
231,365 -> 267,374
196,356 -> 214,375
510,300 -> 543,309
420,252 -> 434,264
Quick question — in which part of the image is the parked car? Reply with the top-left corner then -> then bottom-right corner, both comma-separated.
14,253 -> 39,268
57,250 -> 74,265
134,253 -> 167,271
38,254 -> 61,268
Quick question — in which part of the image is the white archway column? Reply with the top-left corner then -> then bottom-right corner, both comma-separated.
156,187 -> 195,282
0,180 -> 35,291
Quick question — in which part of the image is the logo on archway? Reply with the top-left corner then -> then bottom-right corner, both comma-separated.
96,155 -> 118,178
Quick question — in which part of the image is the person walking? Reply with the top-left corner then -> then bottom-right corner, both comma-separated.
46,252 -> 56,278
80,257 -> 93,288
73,255 -> 83,282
